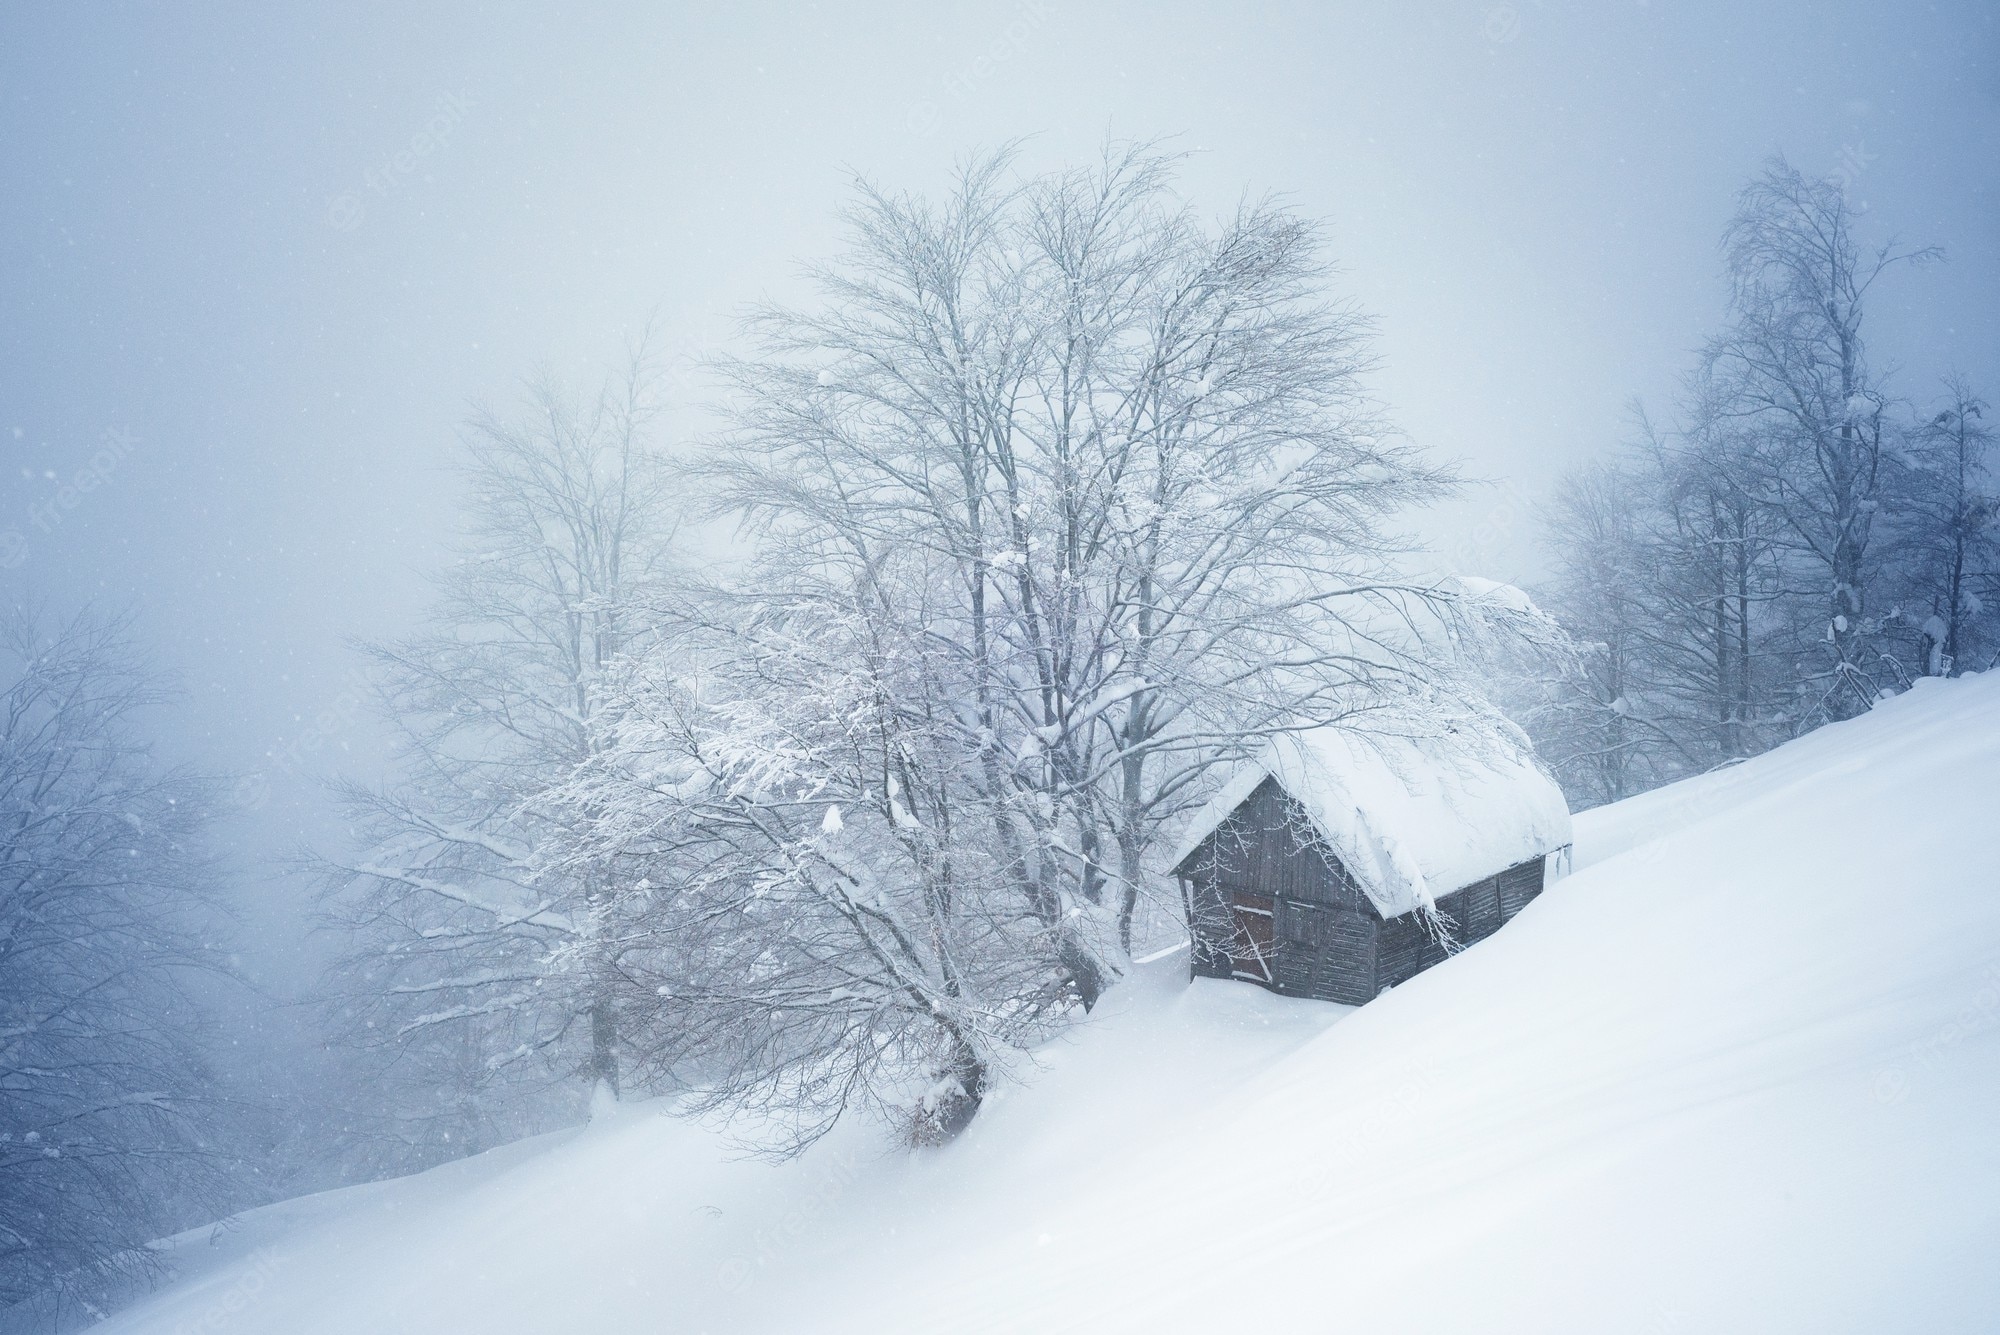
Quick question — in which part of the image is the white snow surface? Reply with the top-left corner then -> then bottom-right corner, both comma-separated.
99,672 -> 2000,1334
1168,723 -> 1572,916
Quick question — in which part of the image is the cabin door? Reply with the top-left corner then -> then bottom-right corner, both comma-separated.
1228,892 -> 1276,984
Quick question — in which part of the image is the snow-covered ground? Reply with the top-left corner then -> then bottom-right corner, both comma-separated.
100,672 -> 2000,1333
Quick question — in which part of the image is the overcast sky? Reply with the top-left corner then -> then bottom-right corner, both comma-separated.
3,0 -> 1995,984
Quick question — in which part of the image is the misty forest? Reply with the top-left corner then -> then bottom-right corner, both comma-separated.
4,5 -> 1997,1333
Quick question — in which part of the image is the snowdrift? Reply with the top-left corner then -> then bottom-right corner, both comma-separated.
98,673 -> 2000,1333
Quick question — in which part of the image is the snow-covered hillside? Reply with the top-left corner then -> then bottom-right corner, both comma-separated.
101,673 -> 2000,1334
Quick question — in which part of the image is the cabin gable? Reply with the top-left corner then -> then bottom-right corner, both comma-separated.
1179,776 -> 1381,1005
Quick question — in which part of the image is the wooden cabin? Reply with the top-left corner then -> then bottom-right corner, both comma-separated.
1169,727 -> 1572,1004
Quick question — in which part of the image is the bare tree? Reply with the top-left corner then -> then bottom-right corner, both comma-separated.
319,348 -> 680,1163
1705,158 -> 1938,718
0,608 -> 229,1322
1887,374 -> 1997,674
1529,458 -> 1669,804
1633,383 -> 1790,764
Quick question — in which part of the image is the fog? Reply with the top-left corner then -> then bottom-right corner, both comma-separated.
2,0 -> 1996,1270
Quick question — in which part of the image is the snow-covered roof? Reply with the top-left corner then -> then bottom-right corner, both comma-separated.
1168,725 -> 1572,919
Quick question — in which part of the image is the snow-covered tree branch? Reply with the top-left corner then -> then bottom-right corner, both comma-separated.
317,345 -> 684,1167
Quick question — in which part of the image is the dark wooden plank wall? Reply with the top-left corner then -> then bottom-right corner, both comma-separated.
1495,856 -> 1544,918
1373,856 -> 1548,989
1181,775 -> 1551,1002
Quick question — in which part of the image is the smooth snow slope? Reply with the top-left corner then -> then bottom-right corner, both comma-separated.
100,673 -> 2000,1334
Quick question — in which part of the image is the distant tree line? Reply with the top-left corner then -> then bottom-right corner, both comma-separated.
1523,159 -> 1994,807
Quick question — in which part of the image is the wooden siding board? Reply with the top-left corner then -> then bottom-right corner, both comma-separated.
1496,857 -> 1545,918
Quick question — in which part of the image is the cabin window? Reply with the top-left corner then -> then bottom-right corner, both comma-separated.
1277,898 -> 1309,946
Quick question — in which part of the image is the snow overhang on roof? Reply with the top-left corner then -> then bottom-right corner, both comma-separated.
1169,726 -> 1573,920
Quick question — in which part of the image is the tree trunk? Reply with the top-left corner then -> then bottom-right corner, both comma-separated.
1114,720 -> 1149,957
1713,565 -> 1731,756
589,992 -> 619,1102
1943,542 -> 1966,672
925,1034 -> 988,1143
1734,511 -> 1753,750
1059,937 -> 1108,1011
